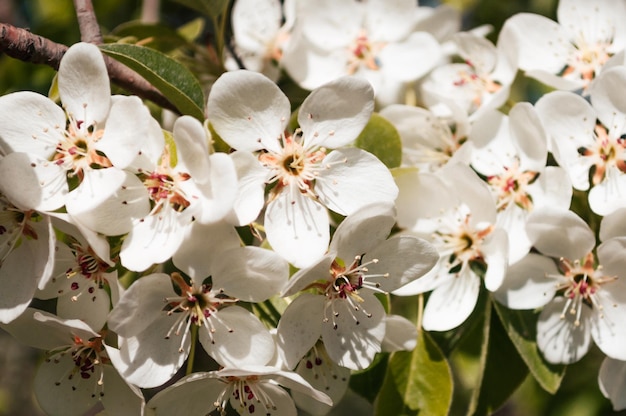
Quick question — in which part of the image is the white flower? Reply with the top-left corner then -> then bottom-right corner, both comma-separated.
0,196 -> 55,323
207,70 -> 397,268
117,116 -> 238,271
470,103 -> 572,263
494,209 -> 626,364
282,0 -> 441,105
277,202 -> 438,370
535,70 -> 626,215
0,43 -> 160,235
1,309 -> 144,416
393,163 -> 508,331
499,0 -> 626,91
226,0 -> 295,81
146,365 -> 332,416
599,356 -> 626,411
421,32 -> 515,121
107,246 -> 288,388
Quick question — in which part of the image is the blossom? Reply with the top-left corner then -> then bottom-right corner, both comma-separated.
117,115 -> 238,271
0,42 -> 160,236
470,103 -> 572,263
107,245 -> 288,388
599,356 -> 626,411
393,163 -> 508,331
420,32 -> 515,121
146,365 -> 332,416
494,209 -> 626,364
277,202 -> 438,370
535,68 -> 626,215
0,196 -> 55,323
281,0 -> 441,105
226,0 -> 295,81
207,70 -> 398,267
1,309 -> 144,416
499,0 -> 626,91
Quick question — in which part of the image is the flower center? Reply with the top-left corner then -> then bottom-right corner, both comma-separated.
433,210 -> 493,276
552,252 -> 617,326
560,37 -> 613,87
258,131 -> 327,200
452,60 -> 502,112
142,148 -> 192,214
53,118 -> 111,180
163,273 -> 237,351
347,29 -> 385,74
487,158 -> 539,211
578,123 -> 626,185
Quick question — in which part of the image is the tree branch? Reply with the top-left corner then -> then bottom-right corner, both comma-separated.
0,23 -> 180,113
73,0 -> 104,44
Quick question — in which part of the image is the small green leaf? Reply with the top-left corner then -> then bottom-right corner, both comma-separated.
467,299 -> 529,416
99,43 -> 205,120
493,299 -> 566,393
355,113 -> 403,169
163,130 -> 177,167
177,18 -> 205,43
388,330 -> 453,415
374,366 -> 418,416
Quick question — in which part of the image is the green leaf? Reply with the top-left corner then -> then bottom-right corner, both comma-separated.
99,43 -> 205,120
493,299 -> 566,393
374,366 -> 418,416
172,0 -> 230,19
109,21 -> 191,52
355,113 -> 403,169
349,353 -> 389,403
388,330 -> 453,415
467,299 -> 529,416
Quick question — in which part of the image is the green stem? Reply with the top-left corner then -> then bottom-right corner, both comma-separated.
186,324 -> 198,375
262,299 -> 283,324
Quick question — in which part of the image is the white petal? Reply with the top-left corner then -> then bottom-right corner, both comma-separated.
58,42 -> 111,126
100,365 -> 145,416
172,116 -> 210,182
365,235 -> 439,292
381,314 -> 418,352
329,201 -> 396,262
98,95 -> 162,169
482,228 -> 509,291
536,297 -> 592,364
230,381 -> 297,416
0,308 -> 75,350
509,102 -> 548,169
107,273 -> 173,337
588,168 -> 626,215
146,373 -> 223,415
112,319 -> 189,388
0,91 -> 65,157
320,292 -> 385,370
211,246 -> 289,302
226,150 -> 268,226
207,70 -> 290,152
0,152 -> 67,212
493,253 -> 559,310
365,0 -> 416,41
0,220 -> 54,323
56,282 -> 111,331
316,148 -> 398,216
298,0 -> 359,50
195,152 -> 239,224
66,168 -> 150,236
231,0 -> 282,51
200,305 -> 276,368
422,269 -> 481,331
379,32 -> 441,82
599,356 -> 626,411
600,208 -> 626,242
265,191 -> 329,268
590,283 -> 626,360
526,208 -> 595,260
34,353 -> 99,416
277,293 -> 325,370
172,221 -> 241,281
299,77 -> 374,149
120,211 -> 187,272
281,255 -> 335,297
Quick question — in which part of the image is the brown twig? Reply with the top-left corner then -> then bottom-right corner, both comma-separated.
0,23 -> 179,113
73,0 -> 104,44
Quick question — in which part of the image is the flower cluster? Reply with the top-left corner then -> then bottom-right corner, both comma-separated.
2,0 -> 626,414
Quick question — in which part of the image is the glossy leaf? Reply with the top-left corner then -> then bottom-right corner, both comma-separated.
493,299 -> 566,393
109,22 -> 191,52
355,113 -> 403,169
99,43 -> 205,120
387,330 -> 453,415
374,366 -> 418,416
467,299 -> 529,416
